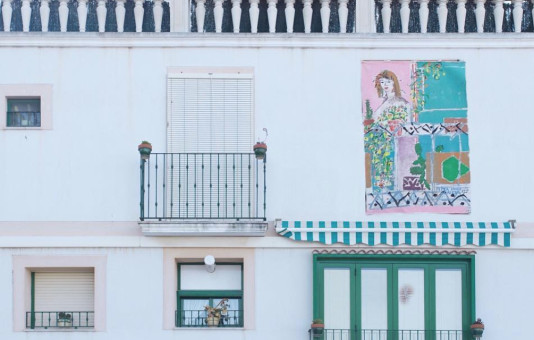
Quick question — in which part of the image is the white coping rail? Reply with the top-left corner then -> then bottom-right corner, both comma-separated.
0,0 -> 533,33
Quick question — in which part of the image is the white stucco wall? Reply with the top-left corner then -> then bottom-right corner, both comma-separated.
0,35 -> 532,223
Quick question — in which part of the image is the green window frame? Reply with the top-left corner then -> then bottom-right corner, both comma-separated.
6,98 -> 41,127
176,263 -> 244,328
313,254 -> 475,338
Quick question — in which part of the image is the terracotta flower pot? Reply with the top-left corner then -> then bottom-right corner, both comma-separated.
206,316 -> 220,327
138,142 -> 152,160
253,142 -> 267,160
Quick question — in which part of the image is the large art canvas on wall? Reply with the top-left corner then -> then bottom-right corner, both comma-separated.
362,61 -> 470,214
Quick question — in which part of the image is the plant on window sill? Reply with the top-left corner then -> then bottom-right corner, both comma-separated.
205,298 -> 229,327
57,312 -> 72,327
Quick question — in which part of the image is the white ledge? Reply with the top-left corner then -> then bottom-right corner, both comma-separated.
1,33 -> 534,49
139,220 -> 268,236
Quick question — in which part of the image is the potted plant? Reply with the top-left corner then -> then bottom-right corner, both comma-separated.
138,141 -> 152,160
470,318 -> 484,337
205,298 -> 229,327
253,141 -> 267,160
364,99 -> 374,126
311,318 -> 324,336
57,312 -> 72,327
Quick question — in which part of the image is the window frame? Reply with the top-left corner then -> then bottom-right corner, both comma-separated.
0,84 -> 53,130
176,262 -> 244,328
12,255 -> 106,332
162,248 -> 255,330
313,254 -> 475,335
6,97 -> 42,128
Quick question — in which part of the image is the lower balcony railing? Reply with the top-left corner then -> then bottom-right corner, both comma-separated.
140,152 -> 266,221
26,311 -> 95,329
176,309 -> 243,327
309,329 -> 465,340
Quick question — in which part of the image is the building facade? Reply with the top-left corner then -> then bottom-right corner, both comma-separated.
1,1 -> 534,339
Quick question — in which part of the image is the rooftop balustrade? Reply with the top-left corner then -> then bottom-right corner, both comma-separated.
1,0 -> 532,33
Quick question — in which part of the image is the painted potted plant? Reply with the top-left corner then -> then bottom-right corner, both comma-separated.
138,141 -> 152,160
311,318 -> 324,336
470,318 -> 484,337
253,141 -> 267,160
205,298 -> 229,327
57,312 -> 72,327
364,99 -> 374,126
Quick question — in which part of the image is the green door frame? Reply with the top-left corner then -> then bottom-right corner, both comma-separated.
313,254 -> 475,338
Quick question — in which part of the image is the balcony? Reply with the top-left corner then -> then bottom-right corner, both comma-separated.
139,151 -> 267,236
1,0 -> 532,34
308,329 -> 465,340
26,311 -> 94,329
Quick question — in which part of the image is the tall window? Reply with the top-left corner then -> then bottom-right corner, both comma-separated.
165,69 -> 255,219
176,263 -> 243,327
314,255 -> 475,339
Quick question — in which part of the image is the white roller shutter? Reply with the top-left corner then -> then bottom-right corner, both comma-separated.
167,73 -> 254,153
34,272 -> 94,312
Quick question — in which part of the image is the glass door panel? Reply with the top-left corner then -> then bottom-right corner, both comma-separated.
361,268 -> 388,340
397,268 -> 425,340
435,269 -> 463,340
324,268 -> 351,340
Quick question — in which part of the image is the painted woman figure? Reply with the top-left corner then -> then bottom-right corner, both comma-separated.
365,70 -> 412,190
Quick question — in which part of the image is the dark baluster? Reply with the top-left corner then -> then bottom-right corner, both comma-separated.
248,155 -> 251,218
201,154 -> 205,218
193,154 -> 197,218
163,154 -> 167,218
178,154 -> 182,217
140,157 -> 146,220
217,154 -> 220,218
147,157 -> 151,218
185,154 -> 189,217
170,154 -> 174,218
263,155 -> 267,220
155,154 -> 159,219
233,154 -> 236,218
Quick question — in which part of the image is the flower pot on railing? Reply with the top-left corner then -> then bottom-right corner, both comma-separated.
311,319 -> 324,337
253,142 -> 267,160
206,315 -> 220,327
470,318 -> 484,338
57,312 -> 72,327
138,141 -> 152,160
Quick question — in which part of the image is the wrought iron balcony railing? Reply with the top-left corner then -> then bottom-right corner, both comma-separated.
140,152 -> 266,221
26,311 -> 94,329
308,328 -> 465,340
175,309 -> 243,327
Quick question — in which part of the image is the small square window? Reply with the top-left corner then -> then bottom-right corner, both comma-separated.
0,84 -> 52,130
7,98 -> 41,127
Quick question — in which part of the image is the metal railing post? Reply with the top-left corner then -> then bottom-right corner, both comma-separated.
140,158 -> 146,220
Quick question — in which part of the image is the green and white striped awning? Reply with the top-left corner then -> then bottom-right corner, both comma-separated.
275,221 -> 514,247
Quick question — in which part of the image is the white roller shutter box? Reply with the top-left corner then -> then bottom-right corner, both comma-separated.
34,272 -> 94,312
